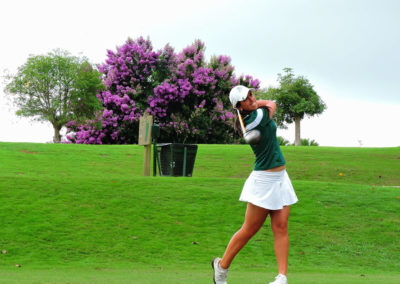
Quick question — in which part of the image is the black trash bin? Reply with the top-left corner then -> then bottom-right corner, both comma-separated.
156,143 -> 198,177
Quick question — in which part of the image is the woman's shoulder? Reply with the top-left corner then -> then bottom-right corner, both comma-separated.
248,108 -> 267,120
244,108 -> 267,129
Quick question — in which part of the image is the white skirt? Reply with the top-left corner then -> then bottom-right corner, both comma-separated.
239,169 -> 298,210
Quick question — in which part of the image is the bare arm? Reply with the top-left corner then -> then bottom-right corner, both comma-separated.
256,100 -> 276,118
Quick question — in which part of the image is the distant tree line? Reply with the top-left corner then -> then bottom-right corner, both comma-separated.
278,136 -> 319,146
4,38 -> 326,145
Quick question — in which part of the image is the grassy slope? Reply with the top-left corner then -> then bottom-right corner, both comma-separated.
196,145 -> 400,185
0,142 -> 399,281
1,143 -> 399,184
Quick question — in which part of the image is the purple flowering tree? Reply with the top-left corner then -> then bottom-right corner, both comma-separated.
66,37 -> 259,144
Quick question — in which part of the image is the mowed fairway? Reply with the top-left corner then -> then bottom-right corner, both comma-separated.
0,142 -> 399,283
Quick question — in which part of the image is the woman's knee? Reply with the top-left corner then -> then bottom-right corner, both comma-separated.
271,221 -> 288,235
240,222 -> 263,238
270,207 -> 290,235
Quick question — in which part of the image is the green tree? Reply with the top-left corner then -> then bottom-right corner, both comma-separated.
266,68 -> 326,146
4,49 -> 104,142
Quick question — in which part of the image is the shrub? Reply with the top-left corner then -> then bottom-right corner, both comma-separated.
66,37 -> 259,144
300,138 -> 319,146
277,136 -> 290,146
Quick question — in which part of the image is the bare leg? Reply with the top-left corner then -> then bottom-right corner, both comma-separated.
270,206 -> 290,275
219,203 -> 269,269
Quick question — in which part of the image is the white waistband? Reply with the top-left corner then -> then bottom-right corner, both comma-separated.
250,169 -> 286,178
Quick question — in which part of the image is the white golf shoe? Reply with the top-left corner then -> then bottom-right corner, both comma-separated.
211,257 -> 228,284
269,274 -> 288,284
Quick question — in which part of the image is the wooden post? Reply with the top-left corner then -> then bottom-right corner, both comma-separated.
143,144 -> 151,176
138,114 -> 153,176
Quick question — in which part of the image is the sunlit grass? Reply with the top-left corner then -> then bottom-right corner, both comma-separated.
0,142 -> 399,283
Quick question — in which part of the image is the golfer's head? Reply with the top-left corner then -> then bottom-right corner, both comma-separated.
229,85 -> 256,111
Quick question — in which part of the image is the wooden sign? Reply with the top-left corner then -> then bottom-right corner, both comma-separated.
138,114 -> 153,146
138,114 -> 153,176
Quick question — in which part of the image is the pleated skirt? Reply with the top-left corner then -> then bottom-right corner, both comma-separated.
239,169 -> 298,210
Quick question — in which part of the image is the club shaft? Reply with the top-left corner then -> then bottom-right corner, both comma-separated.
236,109 -> 246,134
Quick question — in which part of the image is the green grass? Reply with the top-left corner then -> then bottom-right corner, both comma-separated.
1,143 -> 399,185
196,145 -> 400,185
0,267 -> 399,284
0,142 -> 399,283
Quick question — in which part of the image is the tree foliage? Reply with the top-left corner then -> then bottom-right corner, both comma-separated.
4,49 -> 104,142
66,37 -> 260,144
277,136 -> 290,146
300,138 -> 319,146
266,68 -> 326,145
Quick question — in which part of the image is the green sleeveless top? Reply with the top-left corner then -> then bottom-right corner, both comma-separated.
243,108 -> 286,170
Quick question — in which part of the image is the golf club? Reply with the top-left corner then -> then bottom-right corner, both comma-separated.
236,109 -> 261,145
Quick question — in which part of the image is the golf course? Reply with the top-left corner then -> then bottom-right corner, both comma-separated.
0,142 -> 399,283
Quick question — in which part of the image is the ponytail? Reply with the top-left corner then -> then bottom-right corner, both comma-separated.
233,111 -> 243,137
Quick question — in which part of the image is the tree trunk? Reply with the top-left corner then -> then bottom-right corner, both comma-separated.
52,124 -> 62,143
294,116 -> 301,146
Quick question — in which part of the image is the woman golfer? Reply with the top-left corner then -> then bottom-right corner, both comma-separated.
212,85 -> 298,284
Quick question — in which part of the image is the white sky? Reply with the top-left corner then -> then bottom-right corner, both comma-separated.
0,0 -> 399,147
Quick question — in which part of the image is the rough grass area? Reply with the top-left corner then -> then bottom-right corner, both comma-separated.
0,142 -> 399,283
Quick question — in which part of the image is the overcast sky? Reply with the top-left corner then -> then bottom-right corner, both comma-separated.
0,0 -> 399,146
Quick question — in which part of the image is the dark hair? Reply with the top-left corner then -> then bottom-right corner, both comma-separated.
232,101 -> 243,137
233,112 -> 243,137
232,105 -> 253,137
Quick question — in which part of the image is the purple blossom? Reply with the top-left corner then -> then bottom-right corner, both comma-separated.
66,37 -> 260,144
